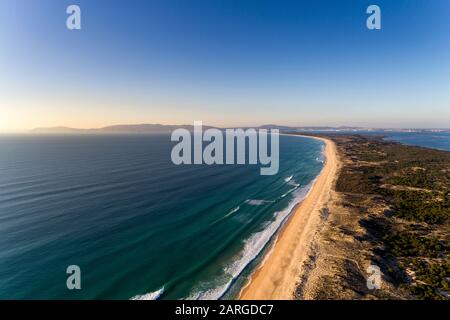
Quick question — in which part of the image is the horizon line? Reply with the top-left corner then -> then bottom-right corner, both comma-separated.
2,123 -> 450,134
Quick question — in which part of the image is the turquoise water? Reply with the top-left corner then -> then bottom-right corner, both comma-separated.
0,134 -> 324,299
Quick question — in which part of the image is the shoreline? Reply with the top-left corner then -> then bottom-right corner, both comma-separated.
239,135 -> 338,299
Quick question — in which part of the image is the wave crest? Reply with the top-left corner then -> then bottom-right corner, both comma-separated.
185,179 -> 317,300
130,286 -> 164,300
245,199 -> 274,206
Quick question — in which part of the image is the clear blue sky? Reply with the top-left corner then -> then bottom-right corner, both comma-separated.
1,0 -> 449,131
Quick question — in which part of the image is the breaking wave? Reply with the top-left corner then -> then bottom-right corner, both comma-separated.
224,206 -> 240,218
130,286 -> 165,300
280,186 -> 299,198
185,179 -> 317,300
245,199 -> 274,206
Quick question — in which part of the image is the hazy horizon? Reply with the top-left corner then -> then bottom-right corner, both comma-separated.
2,121 -> 450,134
1,122 -> 450,134
1,0 -> 450,131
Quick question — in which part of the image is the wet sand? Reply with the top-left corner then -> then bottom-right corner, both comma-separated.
239,136 -> 338,300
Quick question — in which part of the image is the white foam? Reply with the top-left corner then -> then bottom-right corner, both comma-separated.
184,138 -> 328,300
185,179 -> 317,300
224,206 -> 240,217
284,175 -> 293,182
130,286 -> 164,300
245,199 -> 274,206
280,186 -> 299,198
288,178 -> 300,187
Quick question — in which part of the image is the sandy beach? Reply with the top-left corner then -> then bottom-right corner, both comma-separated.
239,135 -> 338,300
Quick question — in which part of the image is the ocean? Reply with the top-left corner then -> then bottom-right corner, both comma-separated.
306,131 -> 450,152
381,132 -> 450,152
0,134 -> 324,299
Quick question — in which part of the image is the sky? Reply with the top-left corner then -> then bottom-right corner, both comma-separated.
0,0 -> 449,132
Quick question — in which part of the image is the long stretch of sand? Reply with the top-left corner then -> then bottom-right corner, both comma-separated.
239,135 -> 338,300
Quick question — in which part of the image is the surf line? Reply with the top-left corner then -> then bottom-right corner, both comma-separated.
170,121 -> 279,175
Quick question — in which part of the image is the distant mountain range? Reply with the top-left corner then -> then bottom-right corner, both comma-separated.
31,124 -> 215,134
31,124 -> 450,134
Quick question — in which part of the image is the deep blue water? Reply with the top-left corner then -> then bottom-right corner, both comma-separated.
381,132 -> 450,151
0,134 -> 324,299
306,131 -> 450,151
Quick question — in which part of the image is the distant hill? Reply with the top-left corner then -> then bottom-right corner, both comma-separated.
31,124 -> 216,134
31,124 -> 450,134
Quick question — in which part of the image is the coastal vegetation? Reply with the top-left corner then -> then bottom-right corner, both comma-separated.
322,134 -> 449,300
